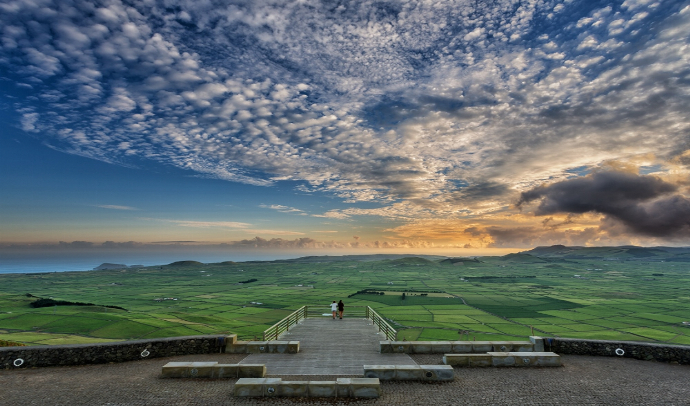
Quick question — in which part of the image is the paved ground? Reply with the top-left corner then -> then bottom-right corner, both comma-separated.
241,317 -> 415,375
2,353 -> 689,405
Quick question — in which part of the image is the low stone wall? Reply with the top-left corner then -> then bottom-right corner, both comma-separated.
1,335 -> 226,369
547,337 -> 690,365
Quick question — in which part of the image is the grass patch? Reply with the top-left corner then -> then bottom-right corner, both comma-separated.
90,321 -> 158,339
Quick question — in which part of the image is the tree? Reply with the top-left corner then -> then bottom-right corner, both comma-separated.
401,292 -> 406,300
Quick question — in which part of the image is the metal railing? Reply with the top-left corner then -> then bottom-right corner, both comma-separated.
366,306 -> 397,340
262,305 -> 307,341
305,304 -> 367,318
262,304 -> 397,341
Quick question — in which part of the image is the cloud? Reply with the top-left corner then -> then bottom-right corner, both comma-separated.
259,204 -> 305,214
313,211 -> 351,219
147,218 -> 251,229
96,205 -> 137,210
226,237 -> 343,249
242,229 -> 305,236
518,171 -> 690,238
1,0 -> 688,242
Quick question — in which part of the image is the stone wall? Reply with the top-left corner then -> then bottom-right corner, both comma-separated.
1,335 -> 226,369
546,337 -> 690,365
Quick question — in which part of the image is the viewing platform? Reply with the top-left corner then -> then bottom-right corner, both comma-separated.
242,317 -> 416,375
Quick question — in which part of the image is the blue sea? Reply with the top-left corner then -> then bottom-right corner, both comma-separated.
0,250 -> 300,274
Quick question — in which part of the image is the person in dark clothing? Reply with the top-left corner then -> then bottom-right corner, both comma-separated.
338,300 -> 344,319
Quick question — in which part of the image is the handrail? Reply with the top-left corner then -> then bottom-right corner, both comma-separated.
304,304 -> 368,318
366,306 -> 397,340
262,305 -> 307,341
261,304 -> 396,341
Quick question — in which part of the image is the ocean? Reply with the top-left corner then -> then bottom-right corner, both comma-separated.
0,250 -> 300,274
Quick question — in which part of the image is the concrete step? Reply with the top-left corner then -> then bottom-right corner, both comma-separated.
226,340 -> 300,354
234,377 -> 381,398
161,361 -> 265,378
364,364 -> 454,381
443,352 -> 562,367
381,340 -> 535,353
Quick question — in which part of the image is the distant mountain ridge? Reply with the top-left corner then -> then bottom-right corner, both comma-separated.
518,245 -> 690,261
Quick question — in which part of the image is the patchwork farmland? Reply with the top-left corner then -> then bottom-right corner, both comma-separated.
1,247 -> 690,346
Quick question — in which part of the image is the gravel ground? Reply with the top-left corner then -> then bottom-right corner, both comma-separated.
1,353 -> 689,405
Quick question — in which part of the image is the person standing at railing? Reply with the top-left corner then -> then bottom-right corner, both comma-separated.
338,300 -> 344,319
330,301 -> 338,319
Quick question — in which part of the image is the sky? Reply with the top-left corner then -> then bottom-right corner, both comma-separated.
1,0 -> 690,260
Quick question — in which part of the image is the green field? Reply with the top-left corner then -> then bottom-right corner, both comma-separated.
1,248 -> 690,346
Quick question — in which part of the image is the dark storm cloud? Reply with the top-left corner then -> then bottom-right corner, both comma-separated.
518,171 -> 690,237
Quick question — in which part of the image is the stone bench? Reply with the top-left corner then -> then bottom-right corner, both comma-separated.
161,361 -> 265,378
363,364 -> 454,381
224,334 -> 300,354
381,340 -> 535,354
234,377 -> 381,398
443,352 -> 561,367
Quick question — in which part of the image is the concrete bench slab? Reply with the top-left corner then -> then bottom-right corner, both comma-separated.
227,341 -> 247,354
530,336 -> 545,352
364,365 -> 397,380
430,341 -> 453,353
215,364 -> 239,378
234,378 -> 381,398
234,378 -> 265,397
162,362 -> 265,378
396,365 -> 425,380
382,340 -> 536,354
350,378 -> 382,398
364,365 -> 454,381
336,378 -> 351,397
472,342 -> 494,352
162,361 -> 219,378
391,341 -> 411,353
263,378 -> 283,397
161,362 -> 194,378
410,341 -> 434,353
491,341 -> 535,352
443,354 -> 493,367
247,341 -> 269,353
380,340 -> 393,353
308,381 -> 337,397
267,341 -> 289,353
227,340 -> 300,354
420,365 -> 454,381
238,364 -> 266,377
444,352 -> 561,367
488,351 -> 561,367
451,342 -> 474,353
278,381 -> 309,397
